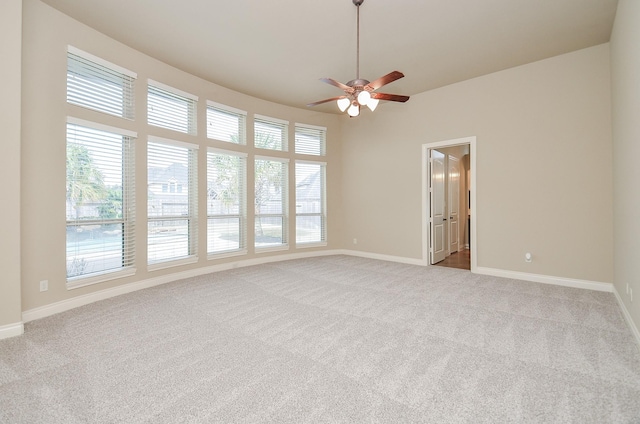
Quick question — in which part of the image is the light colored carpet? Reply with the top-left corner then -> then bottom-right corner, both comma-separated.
1,255 -> 639,423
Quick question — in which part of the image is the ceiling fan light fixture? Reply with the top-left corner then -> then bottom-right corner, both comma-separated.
347,102 -> 360,117
357,90 -> 371,106
307,0 -> 409,115
337,97 -> 351,112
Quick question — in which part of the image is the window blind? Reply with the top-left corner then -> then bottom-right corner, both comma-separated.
295,124 -> 326,156
255,156 -> 289,248
66,119 -> 136,282
295,161 -> 326,244
207,101 -> 246,144
67,46 -> 136,119
254,115 -> 288,151
148,81 -> 198,135
147,138 -> 198,264
207,148 -> 247,255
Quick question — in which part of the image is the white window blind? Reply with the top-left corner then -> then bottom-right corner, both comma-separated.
207,149 -> 247,255
147,138 -> 198,264
66,119 -> 136,283
67,46 -> 136,119
295,161 -> 326,245
295,124 -> 326,156
207,101 -> 246,144
255,156 -> 289,249
148,81 -> 197,135
254,115 -> 288,151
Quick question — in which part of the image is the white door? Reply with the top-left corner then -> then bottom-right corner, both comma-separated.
448,155 -> 460,254
430,150 -> 446,264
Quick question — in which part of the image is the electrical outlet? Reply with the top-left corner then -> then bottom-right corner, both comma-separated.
39,280 -> 48,292
525,252 -> 532,263
353,238 -> 358,245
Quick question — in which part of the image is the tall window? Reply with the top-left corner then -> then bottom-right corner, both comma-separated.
207,149 -> 247,255
295,161 -> 326,245
147,138 -> 198,265
295,124 -> 326,156
254,115 -> 288,151
67,46 -> 136,119
207,101 -> 246,145
255,157 -> 289,249
66,118 -> 136,286
148,80 -> 197,135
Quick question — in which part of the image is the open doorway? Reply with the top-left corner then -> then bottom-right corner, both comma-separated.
422,137 -> 477,272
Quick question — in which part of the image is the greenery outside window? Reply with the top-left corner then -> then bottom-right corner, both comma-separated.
255,156 -> 289,249
207,148 -> 247,255
254,114 -> 288,151
66,118 -> 136,286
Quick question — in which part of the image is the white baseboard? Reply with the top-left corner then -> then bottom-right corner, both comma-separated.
22,249 -> 343,323
474,266 -> 613,292
0,322 -> 24,340
338,249 -> 426,266
613,287 -> 640,349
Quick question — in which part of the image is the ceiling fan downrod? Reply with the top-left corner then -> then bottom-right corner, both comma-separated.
354,0 -> 363,81
306,0 -> 409,113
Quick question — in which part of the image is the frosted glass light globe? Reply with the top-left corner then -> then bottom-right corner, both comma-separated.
357,90 -> 371,106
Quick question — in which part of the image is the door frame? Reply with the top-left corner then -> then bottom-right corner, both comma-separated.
422,136 -> 477,271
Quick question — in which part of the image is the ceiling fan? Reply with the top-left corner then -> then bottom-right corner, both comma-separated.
307,0 -> 409,116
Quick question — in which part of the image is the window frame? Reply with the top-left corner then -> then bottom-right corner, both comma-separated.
295,160 -> 327,247
65,117 -> 137,288
147,136 -> 199,269
67,46 -> 136,120
147,79 -> 198,135
206,147 -> 248,257
294,123 -> 326,156
254,114 -> 289,152
254,155 -> 290,251
206,101 -> 247,145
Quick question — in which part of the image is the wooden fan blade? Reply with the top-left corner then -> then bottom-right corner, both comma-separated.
371,92 -> 410,102
307,96 -> 347,107
320,78 -> 355,94
365,71 -> 405,91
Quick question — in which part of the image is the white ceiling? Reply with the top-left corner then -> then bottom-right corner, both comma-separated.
40,0 -> 618,114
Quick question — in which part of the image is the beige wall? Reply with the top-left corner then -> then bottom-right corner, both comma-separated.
13,1 -> 625,328
0,0 -> 23,331
340,44 -> 613,283
20,1 -> 342,312
611,0 -> 640,333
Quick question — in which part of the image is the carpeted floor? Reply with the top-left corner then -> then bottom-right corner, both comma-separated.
1,255 -> 639,423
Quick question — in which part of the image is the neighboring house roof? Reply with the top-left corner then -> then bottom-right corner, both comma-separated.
148,163 -> 188,186
296,170 -> 321,201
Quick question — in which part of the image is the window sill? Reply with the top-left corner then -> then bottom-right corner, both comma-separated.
295,241 -> 327,249
148,256 -> 198,272
207,249 -> 248,261
255,245 -> 290,254
66,267 -> 137,290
